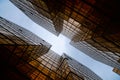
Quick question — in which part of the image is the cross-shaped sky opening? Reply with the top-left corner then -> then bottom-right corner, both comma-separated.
0,0 -> 120,80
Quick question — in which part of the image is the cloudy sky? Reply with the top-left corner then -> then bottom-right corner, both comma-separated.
0,0 -> 120,80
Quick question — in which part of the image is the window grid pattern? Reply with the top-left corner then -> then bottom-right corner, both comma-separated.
104,33 -> 120,47
12,0 -> 117,47
113,68 -> 120,75
12,0 -> 119,49
1,40 -> 103,80
28,0 -> 106,41
20,0 -> 97,39
0,25 -> 27,45
70,41 -> 120,69
64,54 -> 101,80
92,37 -> 120,54
66,72 -> 84,80
0,16 -> 51,53
1,45 -> 86,80
17,0 -> 62,36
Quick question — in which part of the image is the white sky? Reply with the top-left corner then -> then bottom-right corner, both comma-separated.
0,0 -> 120,80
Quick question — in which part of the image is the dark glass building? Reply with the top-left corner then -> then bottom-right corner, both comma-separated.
0,16 -> 102,80
0,16 -> 51,80
10,0 -> 120,74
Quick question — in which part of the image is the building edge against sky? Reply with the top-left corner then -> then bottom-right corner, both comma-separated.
10,0 -> 61,36
62,53 -> 102,80
0,16 -> 51,47
0,17 -> 102,80
0,0 -> 120,79
10,0 -> 120,75
0,16 -> 50,80
0,16 -> 51,53
0,16 -> 102,80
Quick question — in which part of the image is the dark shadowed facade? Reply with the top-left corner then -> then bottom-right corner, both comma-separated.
10,0 -> 120,75
0,16 -> 102,80
0,16 -> 51,80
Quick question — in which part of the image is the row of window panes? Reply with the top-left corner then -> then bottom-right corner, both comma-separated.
64,19 -> 93,35
63,24 -> 78,34
16,61 -> 50,80
62,28 -> 76,38
63,4 -> 105,31
43,54 -> 61,62
62,29 -> 75,38
32,56 -> 71,78
0,27 -> 27,44
1,44 -> 64,80
65,1 -> 105,24
41,56 -> 60,65
33,56 -> 59,71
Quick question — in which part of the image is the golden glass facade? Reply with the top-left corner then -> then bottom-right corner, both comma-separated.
10,0 -> 120,52
62,54 -> 102,80
0,46 -> 102,80
0,16 -> 51,61
10,0 -> 120,77
113,68 -> 120,75
10,0 -> 120,42
14,0 -> 119,40
10,0 -> 62,36
0,17 -> 102,80
0,16 -> 49,80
